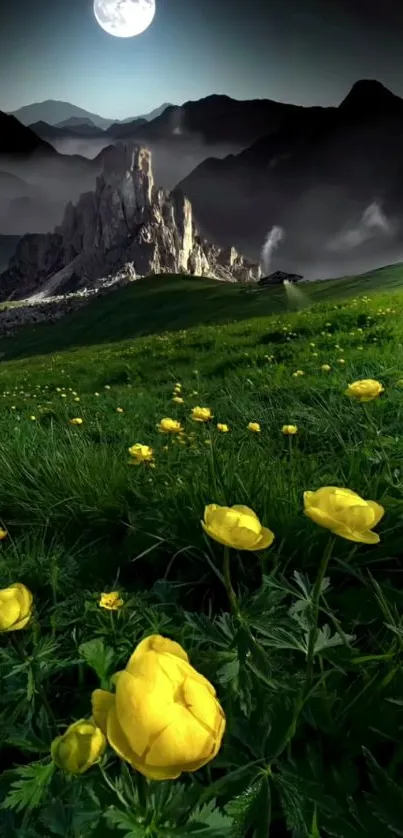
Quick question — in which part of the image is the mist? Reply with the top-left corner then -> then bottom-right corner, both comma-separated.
0,135 -> 244,236
261,225 -> 285,273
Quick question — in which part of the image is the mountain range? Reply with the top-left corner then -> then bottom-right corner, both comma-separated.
9,100 -> 173,129
2,80 -> 403,279
29,94 -> 304,146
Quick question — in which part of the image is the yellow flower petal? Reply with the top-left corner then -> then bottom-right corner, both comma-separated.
91,689 -> 116,734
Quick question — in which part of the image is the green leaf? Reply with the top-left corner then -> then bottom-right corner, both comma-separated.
313,624 -> 354,654
176,802 -> 234,836
78,638 -> 115,683
253,774 -> 271,838
363,747 -> 403,835
199,762 -> 263,806
310,805 -> 320,838
225,781 -> 264,838
40,788 -> 102,837
0,760 -> 54,813
104,806 -> 145,837
262,694 -> 301,761
274,768 -> 310,835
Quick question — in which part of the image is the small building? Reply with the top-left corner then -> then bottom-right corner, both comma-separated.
258,271 -> 303,287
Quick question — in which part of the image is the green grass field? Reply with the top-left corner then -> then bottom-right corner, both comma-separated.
1,266 -> 403,837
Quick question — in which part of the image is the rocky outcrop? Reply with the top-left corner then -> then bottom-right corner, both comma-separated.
0,144 -> 261,302
0,265 -> 135,339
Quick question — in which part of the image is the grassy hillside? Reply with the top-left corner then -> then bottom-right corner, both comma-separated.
1,268 -> 403,836
1,261 -> 403,360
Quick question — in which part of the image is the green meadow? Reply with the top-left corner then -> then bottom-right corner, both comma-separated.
1,268 -> 403,837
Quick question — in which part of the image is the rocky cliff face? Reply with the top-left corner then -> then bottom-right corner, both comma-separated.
0,144 -> 261,302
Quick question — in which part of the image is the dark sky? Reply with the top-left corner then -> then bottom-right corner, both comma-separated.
2,0 -> 403,119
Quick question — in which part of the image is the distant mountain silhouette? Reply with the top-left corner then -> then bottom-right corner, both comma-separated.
0,112 -> 55,157
103,118 -> 148,138
29,119 -> 105,140
10,100 -> 174,129
338,79 -> 403,117
10,100 -> 114,129
0,111 -> 108,234
120,103 -> 173,123
26,95 -> 300,148
176,80 -> 403,276
56,116 -> 97,129
120,94 -> 305,146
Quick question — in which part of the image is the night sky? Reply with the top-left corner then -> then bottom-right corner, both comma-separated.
2,0 -> 403,119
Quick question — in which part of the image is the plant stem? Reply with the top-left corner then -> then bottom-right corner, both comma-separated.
223,546 -> 241,619
363,403 -> 393,483
304,536 -> 335,694
136,772 -> 149,813
222,546 -> 269,672
99,764 -> 130,809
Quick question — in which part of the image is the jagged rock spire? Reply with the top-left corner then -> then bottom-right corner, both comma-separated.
0,143 -> 261,301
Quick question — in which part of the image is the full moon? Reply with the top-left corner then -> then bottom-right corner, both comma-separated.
93,0 -> 156,38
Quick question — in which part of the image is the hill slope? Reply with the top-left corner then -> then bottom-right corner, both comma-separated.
1,263 -> 403,361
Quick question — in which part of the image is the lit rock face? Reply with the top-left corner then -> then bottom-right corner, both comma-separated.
0,144 -> 261,301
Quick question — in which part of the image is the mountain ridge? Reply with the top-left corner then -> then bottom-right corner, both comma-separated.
9,100 -> 174,129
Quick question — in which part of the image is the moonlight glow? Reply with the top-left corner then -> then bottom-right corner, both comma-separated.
93,0 -> 156,38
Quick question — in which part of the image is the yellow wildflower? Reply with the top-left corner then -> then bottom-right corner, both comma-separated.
217,423 -> 229,433
191,406 -> 213,423
69,418 -> 83,425
247,422 -> 260,433
0,582 -> 33,631
304,486 -> 384,544
345,379 -> 384,402
91,634 -> 226,780
202,504 -> 275,551
282,424 -> 298,435
99,591 -> 124,610
157,418 -> 184,434
128,444 -> 154,465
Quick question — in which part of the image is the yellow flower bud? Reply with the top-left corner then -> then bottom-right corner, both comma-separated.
247,422 -> 261,433
202,504 -> 274,551
345,379 -> 384,402
303,486 -> 384,544
0,582 -> 33,632
51,719 -> 106,774
217,423 -> 229,433
91,635 -> 226,780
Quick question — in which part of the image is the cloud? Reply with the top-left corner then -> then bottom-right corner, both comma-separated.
326,200 -> 396,251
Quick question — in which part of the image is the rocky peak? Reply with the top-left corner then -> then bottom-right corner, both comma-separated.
0,143 -> 261,302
